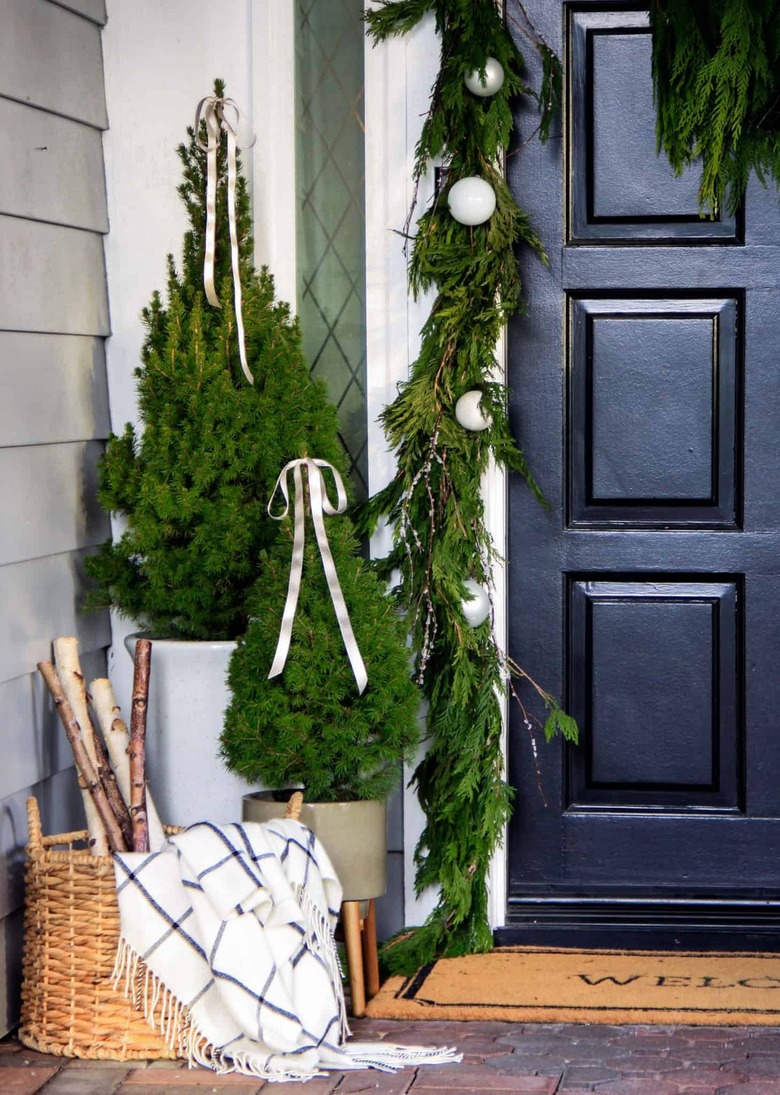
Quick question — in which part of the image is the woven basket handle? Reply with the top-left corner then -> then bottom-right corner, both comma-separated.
26,797 -> 43,859
26,795 -> 92,856
285,791 -> 303,820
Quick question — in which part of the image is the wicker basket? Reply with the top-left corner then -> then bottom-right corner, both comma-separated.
19,796 -> 181,1060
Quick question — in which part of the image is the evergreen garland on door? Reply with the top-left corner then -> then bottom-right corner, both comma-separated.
361,0 -> 576,973
650,0 -> 780,214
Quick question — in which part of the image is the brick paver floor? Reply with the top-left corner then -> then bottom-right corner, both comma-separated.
5,1021 -> 780,1093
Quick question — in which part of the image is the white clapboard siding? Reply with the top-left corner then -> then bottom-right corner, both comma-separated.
0,551 -> 111,686
0,99 -> 108,231
0,647 -> 106,810
0,0 -> 107,129
0,442 -> 109,566
0,216 -> 109,335
48,0 -> 106,26
0,333 -> 109,447
0,0 -> 111,1039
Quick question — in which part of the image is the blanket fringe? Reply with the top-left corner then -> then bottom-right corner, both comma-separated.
112,937 -> 190,1056
114,938 -> 327,1082
296,883 -> 350,1043
113,937 -> 461,1080
344,1043 -> 463,1070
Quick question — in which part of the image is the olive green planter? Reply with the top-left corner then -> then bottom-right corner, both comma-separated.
242,792 -> 386,902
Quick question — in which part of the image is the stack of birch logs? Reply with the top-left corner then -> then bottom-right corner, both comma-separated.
37,637 -> 165,855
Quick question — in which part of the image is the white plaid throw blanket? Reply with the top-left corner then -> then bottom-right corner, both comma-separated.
113,818 -> 459,1081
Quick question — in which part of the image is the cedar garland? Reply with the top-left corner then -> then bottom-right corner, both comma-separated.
361,0 -> 576,973
650,0 -> 780,214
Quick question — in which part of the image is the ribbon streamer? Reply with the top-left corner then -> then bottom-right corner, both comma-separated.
194,95 -> 254,385
267,458 -> 368,695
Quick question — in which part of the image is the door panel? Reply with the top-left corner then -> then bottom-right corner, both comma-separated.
569,295 -> 740,527
568,578 -> 741,812
569,8 -> 739,241
504,2 -> 780,945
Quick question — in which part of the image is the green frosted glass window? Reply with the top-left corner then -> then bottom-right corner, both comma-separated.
295,0 -> 367,498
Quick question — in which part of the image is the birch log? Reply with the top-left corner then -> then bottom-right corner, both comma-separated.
129,639 -> 152,853
53,637 -> 133,849
90,676 -> 166,850
91,722 -> 134,849
51,637 -> 109,856
37,661 -> 128,853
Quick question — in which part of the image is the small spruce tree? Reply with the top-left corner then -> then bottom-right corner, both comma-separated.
221,508 -> 421,802
86,81 -> 343,639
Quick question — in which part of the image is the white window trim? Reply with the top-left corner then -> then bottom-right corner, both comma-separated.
251,0 -> 297,311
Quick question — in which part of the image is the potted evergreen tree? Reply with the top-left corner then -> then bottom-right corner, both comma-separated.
221,499 -> 421,901
87,83 -> 344,825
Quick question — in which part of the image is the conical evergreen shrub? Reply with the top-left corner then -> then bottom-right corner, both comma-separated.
221,507 -> 420,803
87,82 -> 342,639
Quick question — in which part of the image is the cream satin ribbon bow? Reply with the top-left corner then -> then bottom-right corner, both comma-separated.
268,458 -> 368,694
194,95 -> 254,385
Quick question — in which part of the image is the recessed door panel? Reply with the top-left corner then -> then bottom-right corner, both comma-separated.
568,296 -> 740,527
568,9 -> 740,243
568,578 -> 741,810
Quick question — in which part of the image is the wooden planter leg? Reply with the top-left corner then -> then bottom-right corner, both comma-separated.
341,900 -> 366,1017
362,899 -> 380,1000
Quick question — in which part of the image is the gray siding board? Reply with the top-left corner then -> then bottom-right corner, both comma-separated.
0,0 -> 111,1042
0,216 -> 109,335
0,551 -> 111,686
47,0 -> 107,26
0,99 -> 108,232
0,442 -> 110,566
0,910 -> 24,1034
0,648 -> 105,805
0,0 -> 107,129
0,333 -> 109,447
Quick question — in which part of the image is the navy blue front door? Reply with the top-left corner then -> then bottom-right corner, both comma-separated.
504,3 -> 780,945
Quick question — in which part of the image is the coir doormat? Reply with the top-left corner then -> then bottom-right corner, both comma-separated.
367,946 -> 780,1025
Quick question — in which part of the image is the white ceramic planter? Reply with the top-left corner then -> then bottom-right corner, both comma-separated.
242,792 -> 387,902
124,636 -> 248,828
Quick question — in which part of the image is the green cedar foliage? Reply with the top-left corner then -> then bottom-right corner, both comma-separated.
651,0 -> 780,214
86,82 -> 343,640
220,509 -> 420,803
360,2 -> 576,973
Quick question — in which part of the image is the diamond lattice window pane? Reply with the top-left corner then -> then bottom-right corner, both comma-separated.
295,0 -> 367,498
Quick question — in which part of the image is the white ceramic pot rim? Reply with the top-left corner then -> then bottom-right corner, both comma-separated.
125,633 -> 236,654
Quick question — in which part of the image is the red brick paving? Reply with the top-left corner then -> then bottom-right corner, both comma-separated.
0,1066 -> 59,1094
6,1020 -> 780,1092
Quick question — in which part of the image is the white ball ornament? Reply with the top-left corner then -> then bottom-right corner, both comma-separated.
447,177 -> 497,226
461,579 -> 491,628
454,390 -> 493,432
465,57 -> 505,97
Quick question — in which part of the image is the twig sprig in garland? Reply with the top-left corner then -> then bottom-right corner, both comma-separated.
651,0 -> 780,215
361,0 -> 576,974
